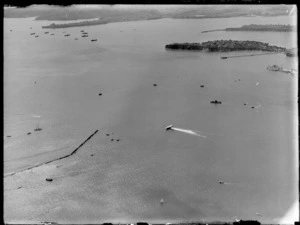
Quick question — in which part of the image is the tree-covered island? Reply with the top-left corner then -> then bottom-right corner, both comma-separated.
165,40 -> 287,53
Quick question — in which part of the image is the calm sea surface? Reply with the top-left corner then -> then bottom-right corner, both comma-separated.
4,16 -> 298,223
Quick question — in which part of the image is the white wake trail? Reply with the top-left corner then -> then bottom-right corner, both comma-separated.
172,127 -> 207,138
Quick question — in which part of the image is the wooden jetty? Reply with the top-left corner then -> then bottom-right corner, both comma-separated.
221,52 -> 279,59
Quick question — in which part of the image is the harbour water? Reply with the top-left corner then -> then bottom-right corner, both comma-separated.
4,15 -> 298,223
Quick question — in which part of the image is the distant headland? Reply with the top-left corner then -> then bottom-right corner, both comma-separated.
202,24 -> 296,33
41,16 -> 161,29
165,40 -> 287,53
42,18 -> 107,29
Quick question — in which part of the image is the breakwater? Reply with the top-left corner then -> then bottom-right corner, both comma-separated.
4,130 -> 99,178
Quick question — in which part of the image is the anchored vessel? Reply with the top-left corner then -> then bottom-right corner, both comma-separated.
34,124 -> 42,131
267,64 -> 295,74
267,64 -> 282,71
210,100 -> 222,104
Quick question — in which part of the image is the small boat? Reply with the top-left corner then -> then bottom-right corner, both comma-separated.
267,64 -> 282,71
91,39 -> 97,42
165,124 -> 173,131
210,100 -> 222,104
160,198 -> 165,205
218,180 -> 225,184
221,56 -> 227,59
30,33 -> 35,35
64,34 -> 70,37
34,124 -> 42,131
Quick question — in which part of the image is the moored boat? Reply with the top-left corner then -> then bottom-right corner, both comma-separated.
210,100 -> 222,104
267,64 -> 282,71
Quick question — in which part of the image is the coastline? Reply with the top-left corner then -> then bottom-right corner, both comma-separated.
202,24 -> 296,33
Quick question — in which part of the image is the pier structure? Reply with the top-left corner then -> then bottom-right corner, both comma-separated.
220,52 -> 279,59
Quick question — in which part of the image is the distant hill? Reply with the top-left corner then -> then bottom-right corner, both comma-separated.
202,24 -> 296,33
4,5 -> 293,22
4,5 -> 162,21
